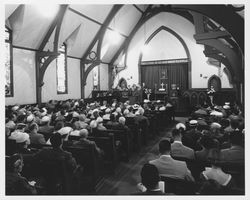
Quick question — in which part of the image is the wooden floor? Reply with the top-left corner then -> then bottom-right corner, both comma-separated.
95,117 -> 186,195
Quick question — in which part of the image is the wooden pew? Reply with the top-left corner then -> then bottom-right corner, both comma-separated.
125,117 -> 141,151
69,133 -> 117,173
160,176 -> 197,195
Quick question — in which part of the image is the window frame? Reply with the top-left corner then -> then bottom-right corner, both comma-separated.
56,43 -> 68,94
5,26 -> 14,97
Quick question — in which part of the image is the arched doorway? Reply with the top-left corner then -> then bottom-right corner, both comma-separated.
208,75 -> 221,91
138,26 -> 191,95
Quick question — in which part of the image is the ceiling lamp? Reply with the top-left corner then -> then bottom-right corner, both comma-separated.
33,4 -> 59,18
108,30 -> 121,44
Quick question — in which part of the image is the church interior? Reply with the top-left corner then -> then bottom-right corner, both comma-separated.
4,4 -> 245,196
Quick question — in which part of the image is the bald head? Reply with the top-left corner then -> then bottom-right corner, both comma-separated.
79,129 -> 89,138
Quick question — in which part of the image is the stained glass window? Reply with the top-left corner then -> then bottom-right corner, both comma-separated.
56,44 -> 67,94
5,27 -> 13,97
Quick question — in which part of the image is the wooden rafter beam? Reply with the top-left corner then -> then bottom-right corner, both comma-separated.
36,5 -> 68,106
133,5 -> 144,13
80,5 -> 123,99
38,5 -> 68,51
197,38 -> 242,82
69,7 -> 127,40
110,5 -> 154,65
81,5 -> 123,62
194,31 -> 230,41
171,4 -> 244,53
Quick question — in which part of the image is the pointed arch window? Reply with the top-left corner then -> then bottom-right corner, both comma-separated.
56,43 -> 68,94
5,27 -> 13,97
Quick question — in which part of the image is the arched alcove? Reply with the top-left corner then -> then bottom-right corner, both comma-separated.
138,26 -> 191,89
208,75 -> 222,91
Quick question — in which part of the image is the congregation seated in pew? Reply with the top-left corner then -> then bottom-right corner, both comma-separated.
5,97 -> 244,195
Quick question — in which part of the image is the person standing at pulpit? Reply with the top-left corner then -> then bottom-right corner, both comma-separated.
142,83 -> 147,100
130,84 -> 141,104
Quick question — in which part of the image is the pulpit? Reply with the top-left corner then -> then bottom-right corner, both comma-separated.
154,91 -> 168,102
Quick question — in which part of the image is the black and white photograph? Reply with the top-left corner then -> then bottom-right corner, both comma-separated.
1,1 -> 248,199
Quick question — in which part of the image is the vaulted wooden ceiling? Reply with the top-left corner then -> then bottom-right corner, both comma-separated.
5,4 -> 244,62
5,4 -> 244,104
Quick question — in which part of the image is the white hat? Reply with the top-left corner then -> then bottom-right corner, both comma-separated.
79,129 -> 89,138
210,122 -> 222,129
156,100 -> 161,103
138,107 -> 145,115
93,109 -> 99,113
27,115 -> 34,123
144,99 -> 150,103
176,123 -> 186,130
74,121 -> 84,130
116,107 -> 121,113
223,105 -> 230,110
6,121 -> 16,130
210,111 -> 223,117
159,106 -> 166,111
189,120 -> 198,126
118,116 -> 126,124
9,131 -> 30,143
166,103 -> 173,107
103,114 -> 110,120
100,106 -> 107,110
90,120 -> 97,128
132,104 -> 139,110
12,105 -> 19,111
70,130 -> 80,136
58,127 -> 73,136
123,109 -> 129,115
72,111 -> 80,118
79,114 -> 86,121
96,116 -> 103,124
41,116 -> 50,123
105,108 -> 111,113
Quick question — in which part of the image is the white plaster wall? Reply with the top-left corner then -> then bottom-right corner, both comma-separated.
114,12 -> 232,89
142,30 -> 187,61
6,48 -> 36,105
85,66 -> 94,98
42,57 -> 81,102
99,63 -> 109,90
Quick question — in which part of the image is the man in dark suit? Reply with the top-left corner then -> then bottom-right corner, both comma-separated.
221,131 -> 244,162
171,129 -> 195,160
72,129 -> 103,156
182,120 -> 202,151
149,139 -> 194,181
29,123 -> 46,145
134,163 -> 165,195
34,132 -> 77,173
38,116 -> 54,141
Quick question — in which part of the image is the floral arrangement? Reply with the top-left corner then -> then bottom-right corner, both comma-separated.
144,88 -> 152,95
144,88 -> 152,100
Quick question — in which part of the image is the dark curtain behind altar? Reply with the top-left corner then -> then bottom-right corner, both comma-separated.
141,62 -> 188,92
